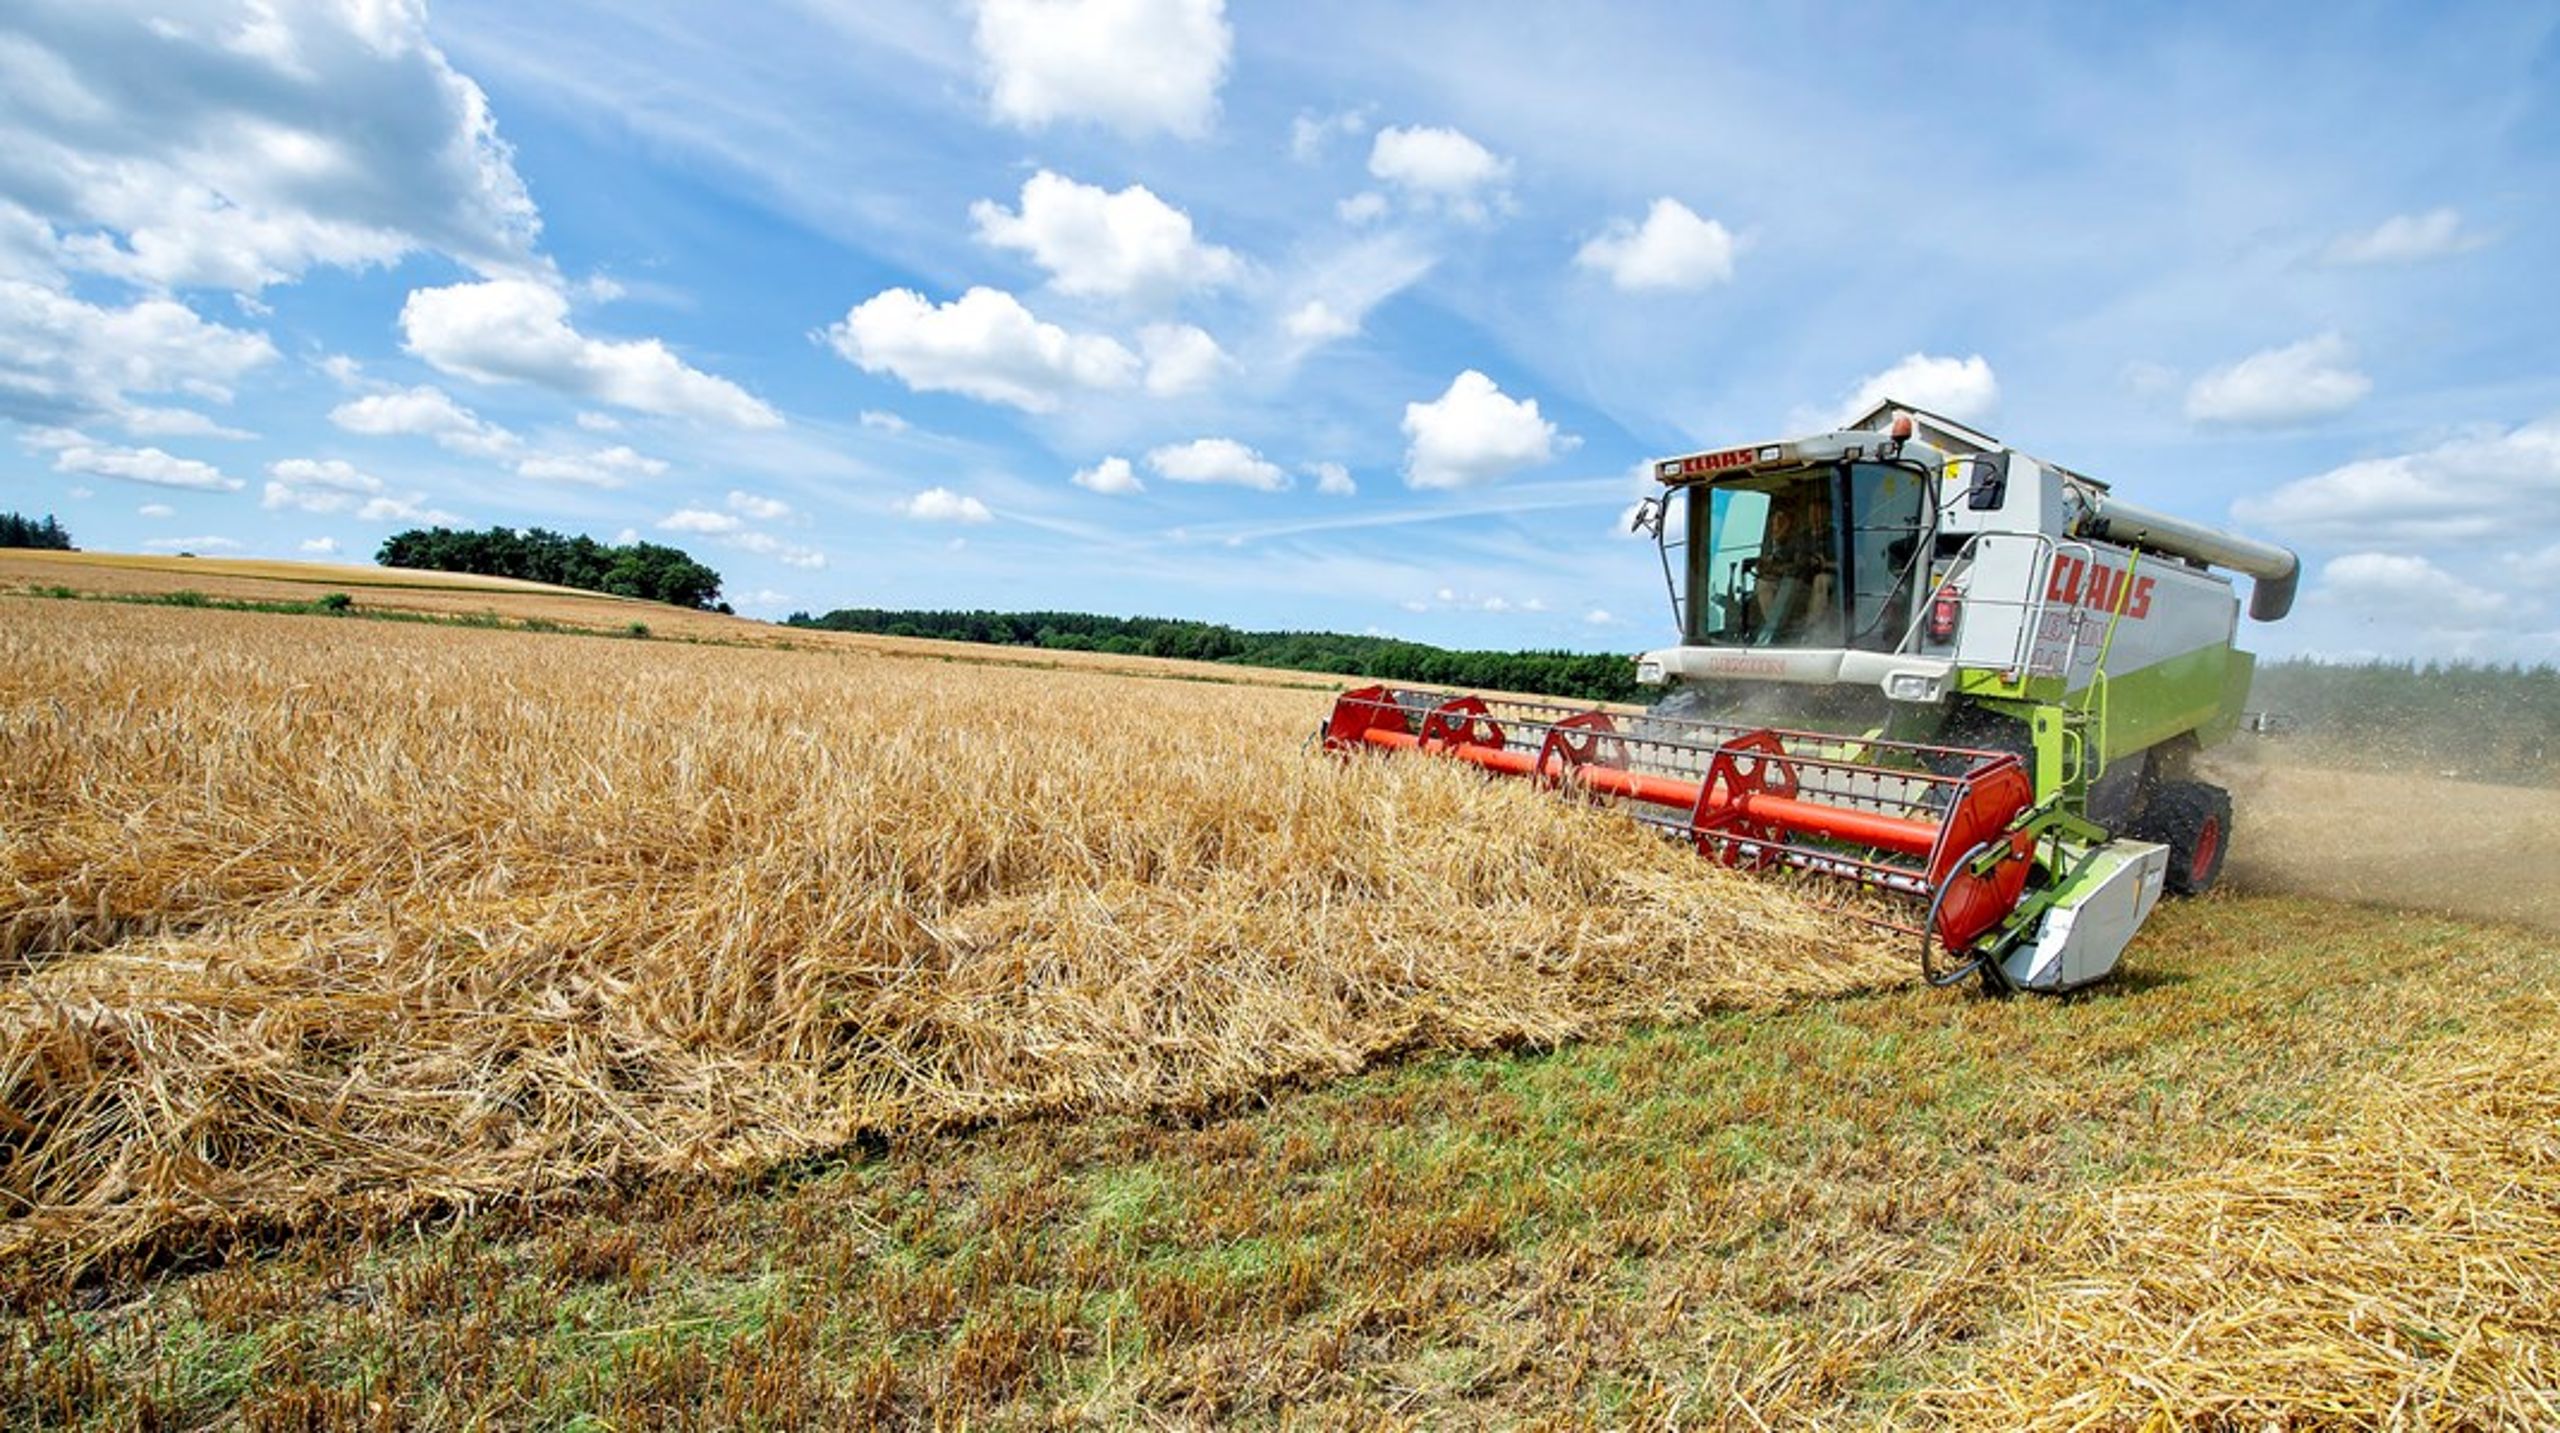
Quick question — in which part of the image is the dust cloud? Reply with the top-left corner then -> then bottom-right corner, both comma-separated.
2209,754 -> 2560,933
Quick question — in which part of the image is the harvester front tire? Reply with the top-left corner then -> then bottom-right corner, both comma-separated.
2139,781 -> 2231,897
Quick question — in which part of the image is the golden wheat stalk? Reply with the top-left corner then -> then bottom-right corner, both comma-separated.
0,602 -> 1904,1279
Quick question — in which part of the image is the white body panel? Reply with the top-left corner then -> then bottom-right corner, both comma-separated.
1998,842 -> 2169,992
1637,646 -> 1954,703
2005,541 -> 2239,694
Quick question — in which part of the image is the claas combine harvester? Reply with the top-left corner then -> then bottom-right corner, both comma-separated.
1324,403 -> 2300,992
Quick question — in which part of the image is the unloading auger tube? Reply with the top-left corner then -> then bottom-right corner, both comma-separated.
1322,684 -> 2075,983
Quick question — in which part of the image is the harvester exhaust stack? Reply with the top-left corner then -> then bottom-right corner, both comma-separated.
1323,685 -> 2160,989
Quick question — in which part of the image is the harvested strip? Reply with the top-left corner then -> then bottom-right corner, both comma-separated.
1917,997 -> 2560,1428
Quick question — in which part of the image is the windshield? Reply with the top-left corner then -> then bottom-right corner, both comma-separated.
1680,462 -> 1926,651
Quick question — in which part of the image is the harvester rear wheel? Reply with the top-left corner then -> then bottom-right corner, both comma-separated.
2137,780 -> 2231,896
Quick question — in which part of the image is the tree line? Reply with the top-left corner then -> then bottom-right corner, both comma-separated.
2252,657 -> 2560,783
378,527 -> 727,610
784,607 -> 1647,703
0,512 -> 74,550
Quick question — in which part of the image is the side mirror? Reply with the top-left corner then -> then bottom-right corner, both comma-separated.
1628,495 -> 1666,537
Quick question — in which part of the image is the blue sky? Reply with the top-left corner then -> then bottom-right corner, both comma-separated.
4,0 -> 2557,660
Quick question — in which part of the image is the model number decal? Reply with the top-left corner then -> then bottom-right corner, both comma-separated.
2046,554 -> 2154,619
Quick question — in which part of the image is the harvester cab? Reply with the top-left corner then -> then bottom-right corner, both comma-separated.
1323,402 -> 2299,993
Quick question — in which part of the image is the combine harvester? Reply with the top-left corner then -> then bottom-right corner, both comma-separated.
1326,404 -> 2298,992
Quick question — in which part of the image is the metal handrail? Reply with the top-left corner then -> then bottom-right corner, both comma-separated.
1894,530 -> 2104,686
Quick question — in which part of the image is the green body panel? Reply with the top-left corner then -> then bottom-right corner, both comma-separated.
1944,643 -> 2258,804
2199,649 -> 2254,748
2087,643 -> 2243,762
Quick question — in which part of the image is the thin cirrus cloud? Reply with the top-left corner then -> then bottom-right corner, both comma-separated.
2322,208 -> 2491,266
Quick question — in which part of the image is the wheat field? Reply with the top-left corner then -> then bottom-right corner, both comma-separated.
0,599 -> 1903,1277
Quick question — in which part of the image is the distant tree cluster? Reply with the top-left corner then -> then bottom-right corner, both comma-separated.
2253,657 -> 2560,783
785,608 -> 1645,703
0,511 -> 74,550
377,527 -> 726,610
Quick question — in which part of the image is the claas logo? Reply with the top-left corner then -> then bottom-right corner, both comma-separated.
2047,554 -> 2155,619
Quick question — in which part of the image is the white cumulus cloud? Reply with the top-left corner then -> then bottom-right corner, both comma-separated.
513,445 -> 668,487
972,0 -> 1232,138
2318,551 -> 2507,620
971,171 -> 1241,302
1290,108 -> 1366,162
1073,455 -> 1143,495
1285,300 -> 1358,342
1147,437 -> 1287,491
1402,370 -> 1574,490
52,439 -> 239,491
729,531 -> 826,569
1367,125 -> 1512,218
328,384 -> 519,458
1836,353 -> 2000,425
1575,198 -> 1737,291
663,500 -> 823,567
0,280 -> 276,427
262,457 -> 449,522
825,286 -> 1138,412
1336,192 -> 1390,226
299,536 -> 339,556
1138,322 -> 1230,396
658,507 -> 741,535
2185,333 -> 2371,427
2234,412 -> 2560,546
400,279 -> 780,429
1307,460 -> 1356,496
0,0 -> 541,293
901,486 -> 994,523
116,404 -> 253,440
